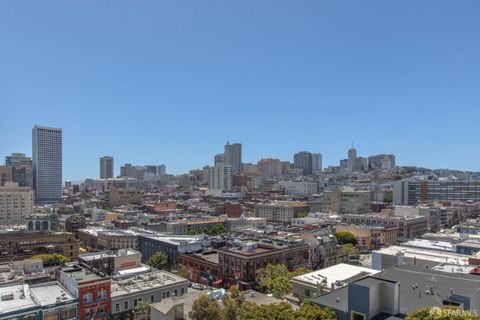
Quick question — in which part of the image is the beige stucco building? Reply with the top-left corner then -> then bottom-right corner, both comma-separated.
0,182 -> 34,226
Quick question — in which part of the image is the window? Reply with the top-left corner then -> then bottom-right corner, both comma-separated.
351,311 -> 366,320
124,301 -> 129,310
134,299 -> 138,307
83,292 -> 93,303
151,295 -> 155,302
97,289 -> 107,300
44,311 -> 60,320
116,303 -> 120,312
61,307 -> 77,319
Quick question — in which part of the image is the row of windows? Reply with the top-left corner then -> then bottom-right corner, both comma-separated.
114,288 -> 185,312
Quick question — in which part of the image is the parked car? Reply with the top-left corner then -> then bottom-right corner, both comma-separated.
192,283 -> 206,290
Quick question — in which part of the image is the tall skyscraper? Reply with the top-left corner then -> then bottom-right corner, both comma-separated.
32,125 -> 62,204
208,164 -> 232,191
347,147 -> 357,172
100,156 -> 114,179
312,153 -> 323,172
224,142 -> 242,173
294,151 -> 313,175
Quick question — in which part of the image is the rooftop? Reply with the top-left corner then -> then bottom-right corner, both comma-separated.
60,265 -> 109,282
291,263 -> 380,288
401,239 -> 456,252
111,270 -> 187,298
139,234 -> 204,246
379,264 -> 480,314
29,281 -> 76,306
0,283 -> 36,315
373,245 -> 472,266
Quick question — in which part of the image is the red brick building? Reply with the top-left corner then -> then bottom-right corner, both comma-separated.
56,265 -> 111,320
224,203 -> 242,218
178,251 -> 223,287
218,241 -> 309,290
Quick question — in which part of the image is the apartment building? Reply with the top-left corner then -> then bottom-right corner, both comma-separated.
218,240 -> 309,290
0,182 -> 34,226
320,188 -> 370,214
254,201 -> 309,223
0,230 -> 80,262
342,214 -> 428,240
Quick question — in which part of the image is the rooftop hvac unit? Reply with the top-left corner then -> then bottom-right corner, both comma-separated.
1,291 -> 14,301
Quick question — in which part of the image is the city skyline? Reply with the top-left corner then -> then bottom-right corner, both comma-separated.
1,1 -> 480,180
2,129 -> 478,181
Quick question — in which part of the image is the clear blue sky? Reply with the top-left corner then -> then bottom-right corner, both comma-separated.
1,1 -> 479,180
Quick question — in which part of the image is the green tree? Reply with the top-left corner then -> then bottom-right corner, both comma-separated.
256,264 -> 311,298
242,302 -> 294,320
294,300 -> 337,320
188,229 -> 199,235
384,193 -> 393,203
133,300 -> 150,320
189,294 -> 222,320
297,212 -> 309,218
222,285 -> 245,320
174,269 -> 189,279
146,251 -> 169,270
30,253 -> 70,267
334,232 -> 358,246
406,307 -> 479,320
341,243 -> 359,256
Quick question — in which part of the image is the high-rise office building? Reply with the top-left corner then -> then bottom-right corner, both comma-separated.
224,142 -> 242,173
208,164 -> 232,191
120,163 -> 136,178
6,153 -> 32,166
368,154 -> 396,170
294,151 -> 313,175
257,158 -> 282,178
32,125 -> 62,204
214,153 -> 224,165
5,153 -> 33,188
347,147 -> 357,172
145,165 -> 158,174
393,180 -> 480,205
312,153 -> 322,172
100,156 -> 114,179
158,164 -> 166,176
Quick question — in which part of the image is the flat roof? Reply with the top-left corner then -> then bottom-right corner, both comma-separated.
292,263 -> 380,287
61,266 -> 108,282
0,283 -> 36,314
111,270 -> 187,298
115,266 -> 151,276
139,234 -> 203,245
402,239 -> 456,252
373,245 -> 472,266
30,282 -> 76,306
380,265 -> 480,314
195,252 -> 219,264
